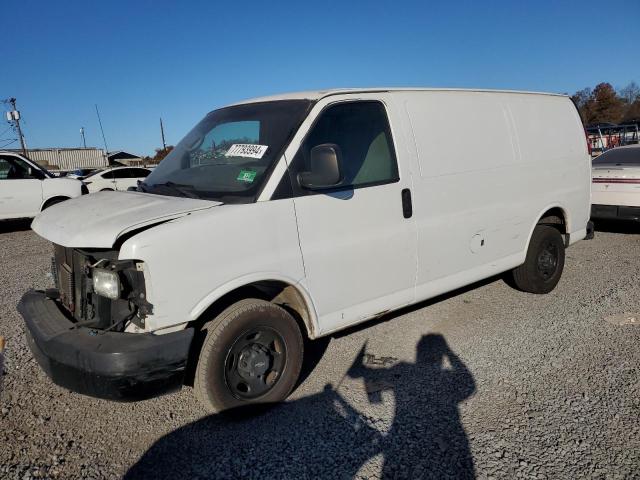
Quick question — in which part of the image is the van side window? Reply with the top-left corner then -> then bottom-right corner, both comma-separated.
289,101 -> 399,193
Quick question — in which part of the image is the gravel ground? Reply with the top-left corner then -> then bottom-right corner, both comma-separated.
1,219 -> 639,479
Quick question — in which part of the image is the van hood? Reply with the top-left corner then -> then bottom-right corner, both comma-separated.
32,191 -> 220,248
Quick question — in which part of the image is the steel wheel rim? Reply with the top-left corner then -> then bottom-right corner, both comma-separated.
537,240 -> 559,280
224,327 -> 287,400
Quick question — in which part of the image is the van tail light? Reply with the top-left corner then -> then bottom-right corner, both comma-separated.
584,127 -> 592,156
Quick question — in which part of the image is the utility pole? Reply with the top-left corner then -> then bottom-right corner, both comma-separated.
160,117 -> 167,151
80,127 -> 87,148
7,98 -> 27,156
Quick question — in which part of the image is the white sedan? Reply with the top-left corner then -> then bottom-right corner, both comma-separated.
0,151 -> 85,220
83,166 -> 152,193
591,145 -> 640,222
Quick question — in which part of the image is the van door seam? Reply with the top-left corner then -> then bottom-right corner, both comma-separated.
283,152 -> 308,278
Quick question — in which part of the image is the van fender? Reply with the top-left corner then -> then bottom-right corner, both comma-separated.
188,272 -> 320,338
523,203 -> 570,256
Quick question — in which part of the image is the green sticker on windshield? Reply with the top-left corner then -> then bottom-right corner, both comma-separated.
237,169 -> 257,183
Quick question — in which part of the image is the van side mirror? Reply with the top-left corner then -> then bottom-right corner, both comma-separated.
298,144 -> 344,190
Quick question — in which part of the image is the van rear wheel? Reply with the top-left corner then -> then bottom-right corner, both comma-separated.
194,299 -> 304,413
510,225 -> 565,294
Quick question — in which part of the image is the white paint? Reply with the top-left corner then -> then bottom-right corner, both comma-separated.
591,164 -> 640,207
31,89 -> 591,338
83,166 -> 152,193
0,151 -> 83,220
32,191 -> 218,248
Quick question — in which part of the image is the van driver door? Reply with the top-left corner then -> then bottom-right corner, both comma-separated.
285,96 -> 417,335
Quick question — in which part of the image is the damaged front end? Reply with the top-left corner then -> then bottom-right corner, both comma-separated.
50,244 -> 152,332
17,245 -> 194,401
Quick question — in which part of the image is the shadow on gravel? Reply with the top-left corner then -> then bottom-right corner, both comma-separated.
0,218 -> 32,234
592,219 -> 640,235
125,334 -> 476,479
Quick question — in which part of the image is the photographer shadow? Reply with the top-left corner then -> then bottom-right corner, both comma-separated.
125,334 -> 476,479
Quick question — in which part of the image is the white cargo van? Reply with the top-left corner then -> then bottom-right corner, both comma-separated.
18,89 -> 593,412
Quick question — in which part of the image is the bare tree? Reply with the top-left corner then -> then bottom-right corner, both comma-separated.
619,82 -> 640,105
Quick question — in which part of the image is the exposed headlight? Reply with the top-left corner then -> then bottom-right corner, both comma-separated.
93,268 -> 120,299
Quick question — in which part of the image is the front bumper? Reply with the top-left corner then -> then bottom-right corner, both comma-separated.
18,290 -> 194,401
591,204 -> 640,222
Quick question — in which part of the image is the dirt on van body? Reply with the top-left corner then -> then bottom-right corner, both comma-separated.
1,218 -> 639,479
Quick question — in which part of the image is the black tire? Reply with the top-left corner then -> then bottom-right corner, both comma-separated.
100,188 -> 114,191
510,225 -> 565,294
194,299 -> 304,413
42,197 -> 68,210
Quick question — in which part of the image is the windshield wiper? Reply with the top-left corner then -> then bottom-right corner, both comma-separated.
146,181 -> 201,199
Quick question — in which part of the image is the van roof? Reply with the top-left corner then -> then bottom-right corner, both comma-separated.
229,88 -> 568,106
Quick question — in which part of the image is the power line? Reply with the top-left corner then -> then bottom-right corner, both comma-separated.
0,125 -> 12,139
95,104 -> 109,152
94,105 -> 110,168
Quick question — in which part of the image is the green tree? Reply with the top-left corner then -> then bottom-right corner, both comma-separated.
571,87 -> 592,123
584,83 -> 624,124
572,82 -> 640,125
151,145 -> 174,163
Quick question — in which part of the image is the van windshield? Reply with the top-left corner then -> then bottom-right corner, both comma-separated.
141,100 -> 312,203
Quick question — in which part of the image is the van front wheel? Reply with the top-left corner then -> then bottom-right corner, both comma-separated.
194,299 -> 304,413
510,225 -> 565,294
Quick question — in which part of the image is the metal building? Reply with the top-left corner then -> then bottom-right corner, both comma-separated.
6,147 -> 109,171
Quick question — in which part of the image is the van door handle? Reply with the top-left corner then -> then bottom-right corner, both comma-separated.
401,188 -> 412,219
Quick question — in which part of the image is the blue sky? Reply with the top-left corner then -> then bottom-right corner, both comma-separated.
2,0 -> 638,156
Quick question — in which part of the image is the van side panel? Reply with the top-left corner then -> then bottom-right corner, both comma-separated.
397,91 -> 589,299
507,94 -> 591,243
118,199 -> 309,332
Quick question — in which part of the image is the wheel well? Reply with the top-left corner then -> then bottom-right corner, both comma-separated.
41,196 -> 70,210
188,281 -> 314,339
183,281 -> 314,387
537,207 -> 567,235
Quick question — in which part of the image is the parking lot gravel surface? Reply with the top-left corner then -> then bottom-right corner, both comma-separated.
1,219 -> 639,479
